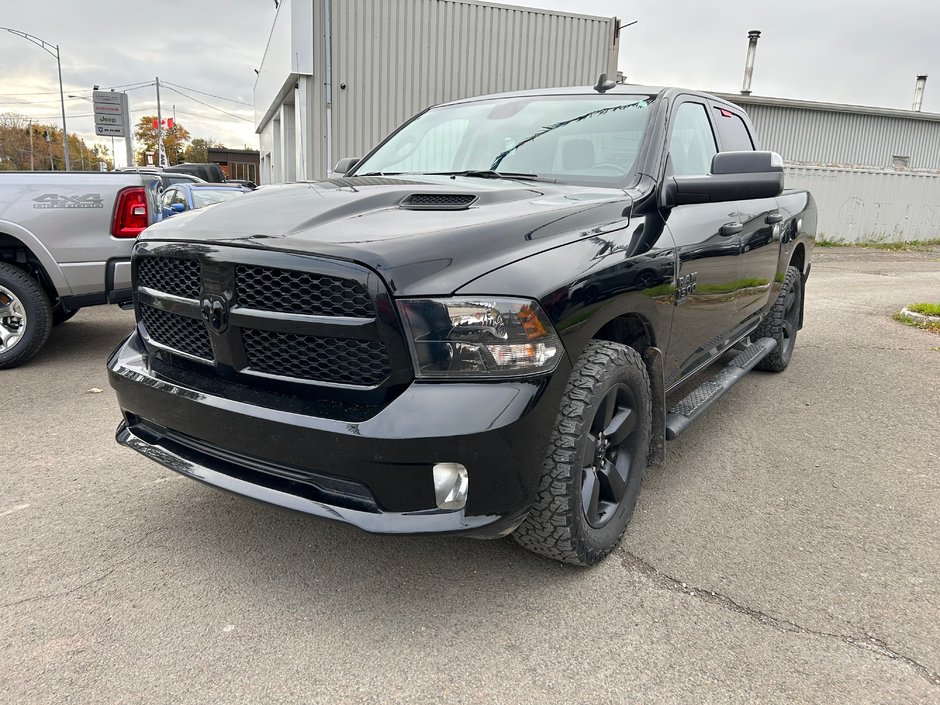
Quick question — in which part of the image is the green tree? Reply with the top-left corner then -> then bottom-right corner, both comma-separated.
134,115 -> 191,166
182,137 -> 224,164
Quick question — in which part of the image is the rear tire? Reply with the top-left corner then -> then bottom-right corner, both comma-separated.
0,262 -> 53,370
513,340 -> 651,566
754,265 -> 802,372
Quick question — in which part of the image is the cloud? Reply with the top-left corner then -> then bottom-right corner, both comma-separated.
2,0 -> 937,166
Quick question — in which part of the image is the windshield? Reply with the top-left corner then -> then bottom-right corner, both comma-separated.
191,188 -> 246,208
353,94 -> 655,187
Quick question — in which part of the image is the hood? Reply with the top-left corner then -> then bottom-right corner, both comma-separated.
140,176 -> 633,295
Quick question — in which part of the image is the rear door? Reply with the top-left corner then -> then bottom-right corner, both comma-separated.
710,104 -> 781,322
662,98 -> 746,385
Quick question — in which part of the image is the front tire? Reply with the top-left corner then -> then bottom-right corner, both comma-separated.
0,263 -> 53,370
513,340 -> 652,566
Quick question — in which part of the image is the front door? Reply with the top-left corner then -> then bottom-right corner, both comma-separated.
662,99 -> 746,387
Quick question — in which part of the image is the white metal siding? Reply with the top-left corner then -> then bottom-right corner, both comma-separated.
785,165 -> 940,242
740,104 -> 940,171
328,0 -> 615,176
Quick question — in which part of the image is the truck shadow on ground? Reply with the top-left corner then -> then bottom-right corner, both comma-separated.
29,310 -> 135,367
121,480 -> 593,621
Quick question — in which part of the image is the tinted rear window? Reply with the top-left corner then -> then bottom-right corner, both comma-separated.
713,108 -> 754,151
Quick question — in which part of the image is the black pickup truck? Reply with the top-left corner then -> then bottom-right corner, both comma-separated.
108,81 -> 815,565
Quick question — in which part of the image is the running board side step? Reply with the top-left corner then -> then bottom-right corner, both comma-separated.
665,337 -> 777,441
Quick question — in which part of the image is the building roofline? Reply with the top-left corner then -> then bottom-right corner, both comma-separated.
439,0 -> 614,24
714,92 -> 940,123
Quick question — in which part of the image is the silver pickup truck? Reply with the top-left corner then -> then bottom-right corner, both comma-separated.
0,171 -> 161,368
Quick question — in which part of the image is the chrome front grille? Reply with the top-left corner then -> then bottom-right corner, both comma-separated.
133,246 -> 405,389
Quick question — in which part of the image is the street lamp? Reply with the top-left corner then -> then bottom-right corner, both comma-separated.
1,26 -> 70,171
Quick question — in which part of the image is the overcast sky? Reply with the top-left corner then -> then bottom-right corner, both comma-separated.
1,0 -> 936,166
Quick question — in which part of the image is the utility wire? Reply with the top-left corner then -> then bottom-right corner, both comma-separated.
161,80 -> 252,106
160,85 -> 253,122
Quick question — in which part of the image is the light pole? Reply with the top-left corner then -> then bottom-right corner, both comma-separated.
1,26 -> 69,171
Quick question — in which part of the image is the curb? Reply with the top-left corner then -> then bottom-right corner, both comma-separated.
900,307 -> 940,325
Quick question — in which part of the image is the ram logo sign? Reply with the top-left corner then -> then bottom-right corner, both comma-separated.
33,193 -> 104,209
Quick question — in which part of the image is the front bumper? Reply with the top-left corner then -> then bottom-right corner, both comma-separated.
108,332 -> 568,538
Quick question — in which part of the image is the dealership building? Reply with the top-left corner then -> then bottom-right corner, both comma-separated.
254,1 -> 939,243
253,0 -> 620,184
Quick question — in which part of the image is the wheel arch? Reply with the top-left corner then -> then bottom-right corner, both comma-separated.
590,312 -> 657,353
790,242 -> 807,277
588,312 -> 665,469
0,225 -> 68,302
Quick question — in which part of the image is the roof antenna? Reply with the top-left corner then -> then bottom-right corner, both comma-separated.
594,73 -> 616,94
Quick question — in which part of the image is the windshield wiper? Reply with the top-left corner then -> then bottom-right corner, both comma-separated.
356,170 -> 545,181
423,170 -> 542,181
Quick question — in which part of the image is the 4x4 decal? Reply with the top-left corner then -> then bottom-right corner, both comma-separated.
33,193 -> 104,209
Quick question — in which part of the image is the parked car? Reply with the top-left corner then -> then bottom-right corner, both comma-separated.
163,163 -> 225,183
158,173 -> 207,188
159,183 -> 251,219
109,81 -> 816,565
0,170 -> 161,368
225,179 -> 257,190
114,167 -> 206,190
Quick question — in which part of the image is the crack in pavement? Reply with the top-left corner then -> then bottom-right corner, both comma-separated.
1,569 -> 117,610
1,526 -> 170,612
620,551 -> 940,687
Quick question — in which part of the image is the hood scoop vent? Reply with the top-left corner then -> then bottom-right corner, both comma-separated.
399,193 -> 478,210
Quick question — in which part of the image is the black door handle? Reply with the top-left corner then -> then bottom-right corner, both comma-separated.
765,212 -> 784,225
719,222 -> 743,236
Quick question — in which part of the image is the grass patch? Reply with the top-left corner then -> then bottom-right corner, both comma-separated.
817,237 -> 940,251
893,312 -> 940,335
907,302 -> 940,317
643,283 -> 675,298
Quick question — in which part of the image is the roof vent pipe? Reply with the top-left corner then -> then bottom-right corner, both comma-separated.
740,30 -> 761,96
912,75 -> 927,111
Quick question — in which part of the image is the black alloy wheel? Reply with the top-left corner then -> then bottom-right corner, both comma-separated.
581,383 -> 640,528
513,340 -> 652,566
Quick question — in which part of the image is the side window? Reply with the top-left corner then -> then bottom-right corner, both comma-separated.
713,108 -> 755,151
668,102 -> 717,176
161,189 -> 176,208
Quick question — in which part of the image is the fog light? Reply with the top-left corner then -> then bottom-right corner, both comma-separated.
433,463 -> 469,510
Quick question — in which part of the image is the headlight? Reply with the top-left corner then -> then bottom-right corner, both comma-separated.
398,297 -> 563,378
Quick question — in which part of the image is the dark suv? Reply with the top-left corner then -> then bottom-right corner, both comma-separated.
109,83 -> 815,565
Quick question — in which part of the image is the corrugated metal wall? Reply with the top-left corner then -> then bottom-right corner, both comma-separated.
742,104 -> 940,170
326,0 -> 615,176
785,165 -> 940,242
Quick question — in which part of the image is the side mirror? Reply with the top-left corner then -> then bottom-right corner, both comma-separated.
665,151 -> 784,206
170,203 -> 186,213
332,157 -> 360,175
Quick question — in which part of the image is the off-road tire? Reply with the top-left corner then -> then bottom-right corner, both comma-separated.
0,262 -> 53,370
754,265 -> 802,372
512,340 -> 651,566
52,304 -> 81,326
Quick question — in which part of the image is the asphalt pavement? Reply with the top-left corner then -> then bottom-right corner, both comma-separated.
2,247 -> 938,704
